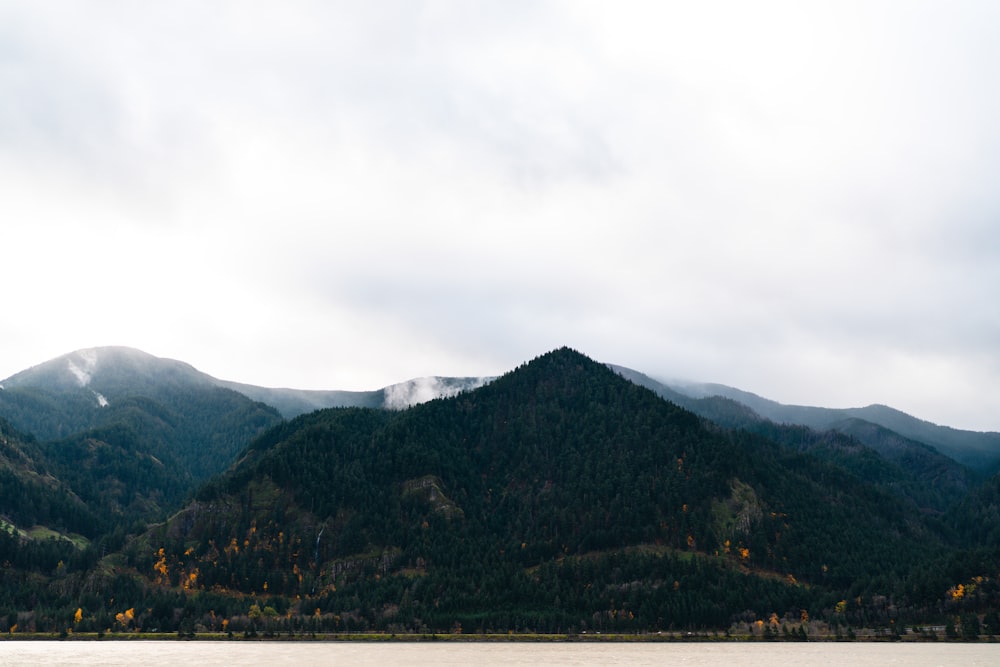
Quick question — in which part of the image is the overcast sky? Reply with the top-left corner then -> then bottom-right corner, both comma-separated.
2,1 -> 998,431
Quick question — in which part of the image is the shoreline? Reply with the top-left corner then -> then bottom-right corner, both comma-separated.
0,631 -> 992,643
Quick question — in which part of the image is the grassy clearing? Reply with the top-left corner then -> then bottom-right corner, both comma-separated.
0,518 -> 24,538
25,525 -> 90,549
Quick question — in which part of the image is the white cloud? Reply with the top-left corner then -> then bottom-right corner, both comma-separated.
1,1 -> 998,430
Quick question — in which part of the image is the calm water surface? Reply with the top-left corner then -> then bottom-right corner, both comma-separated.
0,641 -> 997,666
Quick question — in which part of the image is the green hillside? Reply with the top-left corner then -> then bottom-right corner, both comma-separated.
104,349 -> 985,634
661,379 -> 1000,473
1,347 -> 998,637
0,348 -> 284,520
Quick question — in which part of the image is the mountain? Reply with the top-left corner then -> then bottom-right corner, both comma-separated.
0,346 -> 985,533
663,380 -> 1000,473
1,345 -> 998,636
99,347 -> 967,635
0,347 -> 284,526
610,365 -> 975,513
1,347 -> 264,439
0,347 -> 488,535
219,375 -> 493,418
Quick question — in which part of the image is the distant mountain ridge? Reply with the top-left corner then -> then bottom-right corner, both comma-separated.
1,347 -> 492,420
219,375 -> 493,418
0,347 -> 284,528
607,365 -> 978,510
0,347 -> 493,531
657,378 -> 1000,472
4,347 -> 996,474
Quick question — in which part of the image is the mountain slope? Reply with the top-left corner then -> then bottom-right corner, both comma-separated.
0,347 -> 284,522
123,348 -> 950,633
215,382 -> 383,418
219,375 -> 492,418
610,365 -> 973,512
0,418 -> 99,539
665,380 -> 1000,472
0,347 -> 491,525
0,346 -> 994,634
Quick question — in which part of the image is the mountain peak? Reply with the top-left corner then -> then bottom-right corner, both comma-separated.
1,346 -> 215,404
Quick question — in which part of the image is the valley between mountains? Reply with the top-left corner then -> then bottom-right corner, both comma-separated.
0,346 -> 998,638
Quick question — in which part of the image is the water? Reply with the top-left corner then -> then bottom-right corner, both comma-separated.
0,641 -> 996,666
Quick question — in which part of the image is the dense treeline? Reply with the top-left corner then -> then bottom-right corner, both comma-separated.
0,418 -> 102,536
0,382 -> 282,531
2,385 -> 284,480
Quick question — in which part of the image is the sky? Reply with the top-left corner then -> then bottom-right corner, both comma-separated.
2,1 -> 998,431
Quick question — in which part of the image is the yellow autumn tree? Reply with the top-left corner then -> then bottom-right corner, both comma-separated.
74,607 -> 83,624
153,548 -> 169,584
116,608 -> 135,631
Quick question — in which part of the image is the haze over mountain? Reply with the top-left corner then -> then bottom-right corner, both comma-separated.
219,374 -> 493,418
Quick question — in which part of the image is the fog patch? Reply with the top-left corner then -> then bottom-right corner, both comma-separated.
67,348 -> 99,387
383,376 -> 492,410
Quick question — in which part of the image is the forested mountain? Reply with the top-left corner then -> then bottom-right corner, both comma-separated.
0,347 -> 483,544
0,418 -> 99,539
659,377 -> 1000,473
610,365 -> 975,513
0,348 -> 490,527
0,346 -> 998,636
0,348 -> 281,458
0,348 -> 283,539
69,349 -> 992,634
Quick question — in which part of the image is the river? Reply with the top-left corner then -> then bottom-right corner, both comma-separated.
0,640 -> 997,666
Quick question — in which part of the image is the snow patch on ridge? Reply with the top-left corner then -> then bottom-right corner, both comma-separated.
383,376 -> 491,410
67,349 -> 99,387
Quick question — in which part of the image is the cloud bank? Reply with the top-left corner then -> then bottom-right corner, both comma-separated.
1,1 -> 998,430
